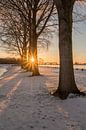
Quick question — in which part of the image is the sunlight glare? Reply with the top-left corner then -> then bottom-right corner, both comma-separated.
30,57 -> 35,63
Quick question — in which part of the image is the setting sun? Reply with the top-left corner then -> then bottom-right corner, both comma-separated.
30,57 -> 35,63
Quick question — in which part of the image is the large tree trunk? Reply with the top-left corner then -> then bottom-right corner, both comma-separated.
32,45 -> 40,76
21,21 -> 29,71
21,47 -> 27,69
53,0 -> 81,99
30,37 -> 40,76
29,6 -> 40,76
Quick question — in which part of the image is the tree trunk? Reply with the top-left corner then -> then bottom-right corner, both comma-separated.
53,1 -> 81,99
30,37 -> 40,76
20,49 -> 27,69
21,45 -> 28,70
29,6 -> 40,76
21,21 -> 29,71
20,55 -> 24,69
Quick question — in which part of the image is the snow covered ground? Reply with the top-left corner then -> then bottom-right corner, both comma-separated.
0,66 -> 86,130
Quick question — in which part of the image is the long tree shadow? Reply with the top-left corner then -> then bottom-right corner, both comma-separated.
0,66 -> 51,130
0,66 -> 86,130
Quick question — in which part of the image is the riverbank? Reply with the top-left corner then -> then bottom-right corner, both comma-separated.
0,66 -> 86,130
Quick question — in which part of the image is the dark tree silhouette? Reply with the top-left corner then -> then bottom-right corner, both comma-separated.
0,5 -> 30,70
0,0 -> 56,76
53,0 -> 86,99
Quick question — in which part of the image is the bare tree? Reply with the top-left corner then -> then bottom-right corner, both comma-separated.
0,0 -> 56,75
27,0 -> 55,75
0,5 -> 30,69
53,0 -> 86,99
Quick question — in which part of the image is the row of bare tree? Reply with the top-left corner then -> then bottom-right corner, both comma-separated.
0,0 -> 57,75
0,0 -> 86,99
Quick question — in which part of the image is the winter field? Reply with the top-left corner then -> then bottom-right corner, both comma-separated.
0,65 -> 86,130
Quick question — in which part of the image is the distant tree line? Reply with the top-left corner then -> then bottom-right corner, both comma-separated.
0,58 -> 20,64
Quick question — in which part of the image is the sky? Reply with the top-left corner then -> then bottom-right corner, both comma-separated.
73,21 -> 86,63
0,21 -> 86,64
0,3 -> 86,64
38,21 -> 86,63
39,2 -> 86,63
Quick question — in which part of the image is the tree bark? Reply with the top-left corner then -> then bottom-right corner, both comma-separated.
20,46 -> 27,69
30,37 -> 40,76
53,1 -> 81,99
29,5 -> 40,76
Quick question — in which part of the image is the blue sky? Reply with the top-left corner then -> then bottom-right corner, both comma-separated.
39,20 -> 86,63
73,21 -> 86,63
39,3 -> 86,63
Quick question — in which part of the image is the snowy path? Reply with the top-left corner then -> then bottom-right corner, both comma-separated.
0,66 -> 86,130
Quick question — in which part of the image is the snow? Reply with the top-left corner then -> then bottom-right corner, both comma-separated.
0,65 -> 86,130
